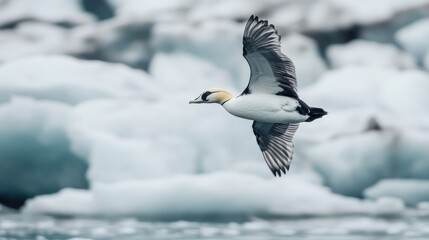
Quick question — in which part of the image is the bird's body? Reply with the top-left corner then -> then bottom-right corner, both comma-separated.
223,94 -> 308,124
190,15 -> 327,176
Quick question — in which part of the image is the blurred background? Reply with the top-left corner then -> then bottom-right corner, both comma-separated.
1,0 -> 429,239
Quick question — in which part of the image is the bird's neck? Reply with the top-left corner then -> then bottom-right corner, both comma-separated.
215,90 -> 233,105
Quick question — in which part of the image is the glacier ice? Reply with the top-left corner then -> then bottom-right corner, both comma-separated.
1,0 -> 429,218
365,179 -> 429,207
0,0 -> 94,27
396,18 -> 429,62
0,55 -> 159,104
425,53 -> 429,71
296,66 -> 429,197
327,40 -> 416,69
302,66 -> 429,113
68,17 -> 155,69
0,98 -> 88,208
152,23 -> 326,88
69,53 -> 267,182
393,130 -> 429,179
23,172 -> 405,218
305,131 -> 396,197
1,51 -> 428,215
0,22 -> 72,64
281,34 -> 326,88
270,0 -> 429,32
106,0 -> 429,33
151,19 -> 246,81
188,0 -> 282,22
108,0 -> 195,20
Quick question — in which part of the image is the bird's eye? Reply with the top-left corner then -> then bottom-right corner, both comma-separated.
201,91 -> 211,101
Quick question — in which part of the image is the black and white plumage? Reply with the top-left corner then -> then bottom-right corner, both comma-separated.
253,122 -> 299,176
242,15 -> 298,98
190,15 -> 327,177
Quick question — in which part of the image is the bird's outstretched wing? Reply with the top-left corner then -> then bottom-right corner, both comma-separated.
252,121 -> 299,176
241,15 -> 298,98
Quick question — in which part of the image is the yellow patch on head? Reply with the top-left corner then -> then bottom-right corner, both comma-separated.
210,89 -> 233,104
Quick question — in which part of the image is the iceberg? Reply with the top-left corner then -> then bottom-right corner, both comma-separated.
152,23 -> 326,88
151,19 -> 246,81
0,22 -> 71,64
68,52 -> 268,183
305,130 -> 396,197
0,98 -> 88,208
394,130 -> 429,179
108,0 -> 195,20
23,172 -> 405,218
301,66 -> 429,113
0,55 -> 159,104
0,52 -> 427,215
396,18 -> 429,62
0,0 -> 94,28
0,5 -> 428,219
327,40 -> 416,69
0,55 -> 158,207
425,53 -> 429,71
365,179 -> 429,207
188,0 -> 282,22
282,34 -> 326,88
270,0 -> 429,32
295,65 -> 429,197
68,17 -> 155,69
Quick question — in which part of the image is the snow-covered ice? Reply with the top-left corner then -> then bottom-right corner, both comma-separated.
151,19 -> 246,81
0,22 -> 72,64
365,179 -> 429,206
270,0 -> 429,32
392,130 -> 429,179
0,55 -> 158,104
1,51 -> 428,216
188,0 -> 283,22
327,40 -> 416,69
0,98 -> 87,203
305,130 -> 396,197
0,0 -> 94,27
301,66 -> 429,113
396,18 -> 429,62
108,0 -> 196,20
424,52 -> 429,71
23,172 -> 405,218
0,0 -> 429,221
295,65 -> 429,197
67,16 -> 155,69
282,34 -> 326,87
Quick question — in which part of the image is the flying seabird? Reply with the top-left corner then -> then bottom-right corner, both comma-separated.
189,15 -> 327,177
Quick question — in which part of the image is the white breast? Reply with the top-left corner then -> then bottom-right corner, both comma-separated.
223,94 -> 307,123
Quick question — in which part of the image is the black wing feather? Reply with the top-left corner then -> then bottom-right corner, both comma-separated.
242,15 -> 298,98
253,121 -> 299,177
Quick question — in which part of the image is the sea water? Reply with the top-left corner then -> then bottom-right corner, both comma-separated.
1,212 -> 429,240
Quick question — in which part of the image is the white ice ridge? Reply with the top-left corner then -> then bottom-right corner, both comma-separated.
0,55 -> 159,104
0,0 -> 94,27
365,179 -> 429,207
24,172 -> 404,218
327,40 -> 416,69
396,18 -> 429,62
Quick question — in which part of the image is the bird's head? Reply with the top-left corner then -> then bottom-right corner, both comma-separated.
189,88 -> 233,105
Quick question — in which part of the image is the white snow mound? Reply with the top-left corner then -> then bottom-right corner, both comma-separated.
0,55 -> 159,104
24,172 -> 405,218
365,179 -> 429,206
327,40 -> 416,69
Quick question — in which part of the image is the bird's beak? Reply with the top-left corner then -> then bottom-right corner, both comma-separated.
189,99 -> 204,104
189,95 -> 205,104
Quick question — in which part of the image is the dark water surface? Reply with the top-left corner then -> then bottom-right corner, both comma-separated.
1,212 -> 429,240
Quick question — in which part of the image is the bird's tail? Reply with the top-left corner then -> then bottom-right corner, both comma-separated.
305,107 -> 327,122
